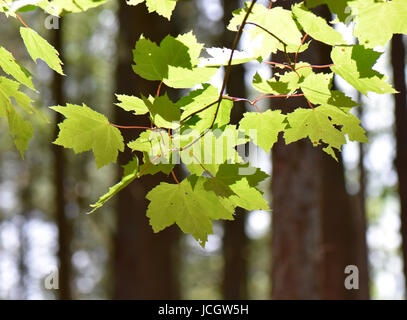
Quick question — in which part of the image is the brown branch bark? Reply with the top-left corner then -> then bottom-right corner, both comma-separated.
271,1 -> 369,299
391,34 -> 407,298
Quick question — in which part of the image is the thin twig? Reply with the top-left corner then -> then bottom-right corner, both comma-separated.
210,0 -> 258,129
306,100 -> 315,110
225,93 -> 305,105
156,81 -> 163,97
110,124 -> 152,130
191,153 -> 214,178
171,169 -> 180,184
294,33 -> 308,66
295,64 -> 334,70
180,130 -> 209,152
224,95 -> 262,112
245,21 -> 287,47
16,13 -> 29,28
253,93 -> 305,104
263,60 -> 293,70
137,154 -> 162,177
177,1 -> 258,153
245,21 -> 293,67
223,95 -> 251,103
180,100 -> 218,124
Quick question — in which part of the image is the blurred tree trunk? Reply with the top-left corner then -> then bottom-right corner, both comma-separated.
391,34 -> 407,298
52,19 -> 73,300
221,0 -> 248,300
17,172 -> 30,299
319,152 -> 369,299
355,96 -> 370,299
271,2 -> 369,299
271,114 -> 322,299
113,3 -> 180,300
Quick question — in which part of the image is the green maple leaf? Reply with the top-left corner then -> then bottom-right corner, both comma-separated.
306,0 -> 407,47
132,37 -> 166,81
322,90 -> 360,111
203,164 -> 270,211
36,0 -> 107,15
89,156 -> 139,213
164,66 -> 217,89
126,0 -> 178,20
115,94 -> 149,115
132,32 -> 216,88
203,177 -> 269,211
239,110 -> 286,153
2,104 -> 33,157
0,76 -> 34,156
213,164 -> 269,187
0,76 -> 36,115
128,130 -> 164,154
128,129 -> 173,165
20,27 -> 64,75
0,46 -> 34,90
127,128 -> 176,176
257,68 -> 358,111
180,125 -> 245,177
129,130 -> 169,150
319,105 -> 367,144
284,105 -> 367,160
252,73 -> 292,95
146,175 -> 235,246
51,104 -> 124,168
37,0 -> 107,15
292,3 -> 346,46
179,84 -> 220,120
228,3 -> 303,58
300,72 -> 333,104
331,45 -> 397,95
0,1 -> 35,13
157,34 -> 194,70
129,130 -> 175,175
179,84 -> 233,134
1,0 -> 38,15
252,62 -> 312,95
139,152 -> 175,176
226,178 -> 269,211
176,31 -> 203,66
349,0 -> 407,48
142,93 -> 180,128
304,0 -> 352,22
0,1 -> 16,16
198,47 -> 256,67
300,71 -> 360,110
